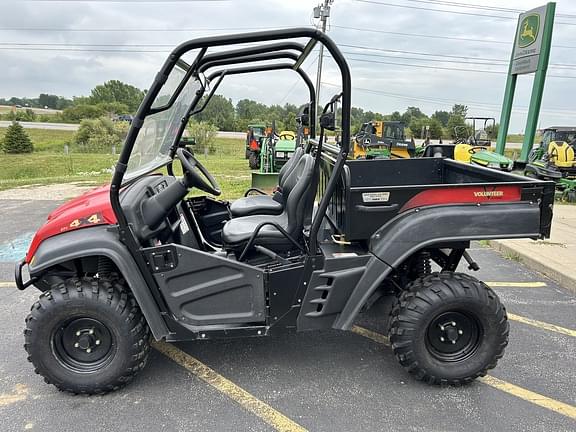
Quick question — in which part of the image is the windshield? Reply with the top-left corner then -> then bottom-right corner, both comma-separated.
125,66 -> 202,180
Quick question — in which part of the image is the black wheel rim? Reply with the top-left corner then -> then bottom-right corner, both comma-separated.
426,311 -> 482,362
52,317 -> 115,373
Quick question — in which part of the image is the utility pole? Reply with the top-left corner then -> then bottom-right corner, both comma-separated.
313,0 -> 333,115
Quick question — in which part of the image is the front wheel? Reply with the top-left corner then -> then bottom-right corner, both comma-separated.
24,277 -> 150,394
389,272 -> 508,385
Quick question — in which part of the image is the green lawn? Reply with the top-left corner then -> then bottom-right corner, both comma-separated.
0,128 -> 75,152
506,134 -> 541,144
0,137 -> 251,201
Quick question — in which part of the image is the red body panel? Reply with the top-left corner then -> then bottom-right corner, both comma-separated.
400,185 -> 522,213
26,185 -> 116,263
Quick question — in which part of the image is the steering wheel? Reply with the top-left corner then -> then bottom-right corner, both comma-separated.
279,131 -> 295,141
176,148 -> 221,196
468,146 -> 487,155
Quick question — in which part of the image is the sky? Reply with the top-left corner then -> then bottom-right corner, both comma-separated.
0,0 -> 575,132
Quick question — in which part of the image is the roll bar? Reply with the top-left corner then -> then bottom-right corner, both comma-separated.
111,27 -> 352,256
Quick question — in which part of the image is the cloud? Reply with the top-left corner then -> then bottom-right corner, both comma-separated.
0,0 -> 575,131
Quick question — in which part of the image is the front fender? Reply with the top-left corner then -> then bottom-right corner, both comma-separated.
27,226 -> 169,340
333,202 -> 541,330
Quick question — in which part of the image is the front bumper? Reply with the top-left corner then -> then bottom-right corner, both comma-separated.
14,259 -> 34,290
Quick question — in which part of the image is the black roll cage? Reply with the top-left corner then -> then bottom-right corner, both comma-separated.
111,27 -> 352,256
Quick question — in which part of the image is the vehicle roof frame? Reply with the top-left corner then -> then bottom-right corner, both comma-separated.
110,27 -> 352,256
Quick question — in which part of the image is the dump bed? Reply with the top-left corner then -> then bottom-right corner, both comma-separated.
318,143 -> 555,242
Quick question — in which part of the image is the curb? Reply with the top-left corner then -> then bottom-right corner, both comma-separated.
490,240 -> 576,295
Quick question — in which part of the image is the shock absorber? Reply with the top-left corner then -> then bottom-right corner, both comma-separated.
416,251 -> 432,278
97,256 -> 115,279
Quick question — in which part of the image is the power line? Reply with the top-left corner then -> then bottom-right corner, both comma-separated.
339,44 -> 576,69
325,53 -> 576,79
355,0 -> 513,21
0,25 -> 305,32
353,0 -> 576,26
331,25 -> 576,50
321,81 -> 576,116
396,0 -> 576,20
20,0 -> 228,2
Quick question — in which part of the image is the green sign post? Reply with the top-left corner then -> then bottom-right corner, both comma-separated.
495,3 -> 556,162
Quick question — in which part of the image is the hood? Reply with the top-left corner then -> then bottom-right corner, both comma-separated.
26,184 -> 117,263
472,150 -> 513,165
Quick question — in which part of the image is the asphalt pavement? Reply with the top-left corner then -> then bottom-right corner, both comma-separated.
0,197 -> 574,432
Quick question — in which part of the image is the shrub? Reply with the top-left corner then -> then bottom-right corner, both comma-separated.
5,109 -> 37,122
73,118 -> 127,153
2,121 -> 34,153
188,120 -> 218,154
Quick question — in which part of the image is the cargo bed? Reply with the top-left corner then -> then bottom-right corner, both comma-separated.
317,143 -> 555,242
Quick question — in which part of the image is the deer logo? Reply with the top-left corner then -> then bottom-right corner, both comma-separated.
518,14 -> 540,48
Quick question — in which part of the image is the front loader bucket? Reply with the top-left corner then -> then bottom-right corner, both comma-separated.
251,172 -> 279,192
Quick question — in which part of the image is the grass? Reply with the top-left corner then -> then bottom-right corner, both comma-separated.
506,134 -> 541,144
0,128 -> 75,152
502,250 -> 523,262
0,137 -> 251,201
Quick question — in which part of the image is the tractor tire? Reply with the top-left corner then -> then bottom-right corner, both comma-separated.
389,272 -> 508,386
565,191 -> 576,203
24,277 -> 150,395
248,151 -> 260,169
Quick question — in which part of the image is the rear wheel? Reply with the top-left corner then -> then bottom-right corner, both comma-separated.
248,151 -> 260,169
24,277 -> 150,394
389,272 -> 508,385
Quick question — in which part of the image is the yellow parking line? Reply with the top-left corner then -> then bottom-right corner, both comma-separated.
486,282 -> 547,288
508,313 -> 576,338
0,282 -> 14,288
478,376 -> 576,420
351,325 -> 390,345
153,341 -> 307,432
352,326 -> 576,420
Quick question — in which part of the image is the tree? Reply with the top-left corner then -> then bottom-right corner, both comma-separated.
89,80 -> 145,112
2,122 -> 34,153
62,104 -> 106,122
236,99 -> 268,121
188,120 -> 218,154
409,117 -> 443,139
431,110 -> 450,127
447,115 -> 468,139
73,118 -> 127,153
38,94 -> 59,109
194,94 -> 235,131
450,104 -> 468,119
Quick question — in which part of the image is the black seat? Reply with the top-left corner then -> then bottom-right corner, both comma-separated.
222,153 -> 314,252
229,147 -> 304,217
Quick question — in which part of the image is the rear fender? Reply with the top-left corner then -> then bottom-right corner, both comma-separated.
27,225 -> 169,340
332,202 -> 541,330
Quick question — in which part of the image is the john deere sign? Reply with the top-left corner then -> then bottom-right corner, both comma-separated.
512,6 -> 547,75
496,3 -> 555,163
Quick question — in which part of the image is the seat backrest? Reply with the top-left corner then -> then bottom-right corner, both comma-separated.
454,143 -> 472,163
422,144 -> 455,159
278,146 -> 304,187
281,154 -> 315,235
548,141 -> 575,167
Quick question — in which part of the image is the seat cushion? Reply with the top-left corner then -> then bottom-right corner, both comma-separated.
221,213 -> 290,248
229,194 -> 283,217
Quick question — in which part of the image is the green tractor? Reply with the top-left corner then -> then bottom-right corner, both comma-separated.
251,121 -> 297,191
525,126 -> 576,202
246,123 -> 267,168
451,117 -> 514,171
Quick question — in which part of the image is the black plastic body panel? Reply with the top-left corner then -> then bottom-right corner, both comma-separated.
297,253 -> 370,331
331,201 -> 542,330
317,145 -> 555,241
27,226 -> 170,340
148,244 -> 266,327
